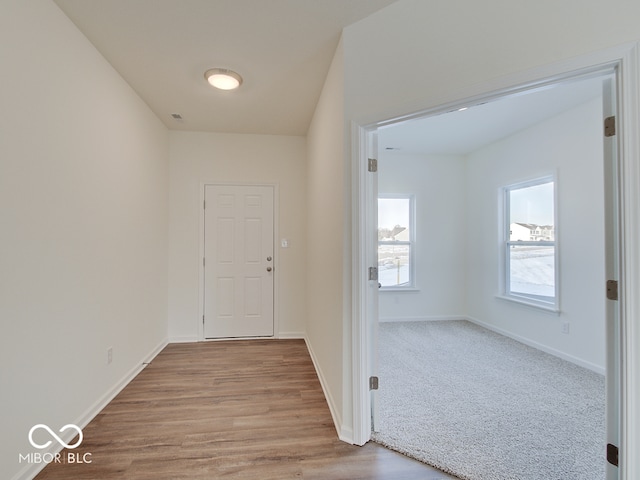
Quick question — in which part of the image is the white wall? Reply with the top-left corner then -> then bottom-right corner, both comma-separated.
168,131 -> 307,341
378,153 -> 467,321
466,98 -> 606,371
0,1 -> 169,479
305,39 -> 349,438
343,0 -> 640,126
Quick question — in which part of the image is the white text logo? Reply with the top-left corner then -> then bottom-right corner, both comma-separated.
28,424 -> 83,449
20,424 -> 91,465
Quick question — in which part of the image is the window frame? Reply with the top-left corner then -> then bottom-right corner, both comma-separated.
378,194 -> 416,290
501,175 -> 559,312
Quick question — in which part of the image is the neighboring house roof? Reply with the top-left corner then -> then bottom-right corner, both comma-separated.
379,225 -> 409,241
389,225 -> 406,238
510,222 -> 554,241
514,222 -> 536,230
513,222 -> 554,230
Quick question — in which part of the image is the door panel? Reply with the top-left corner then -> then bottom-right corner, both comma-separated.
204,185 -> 274,338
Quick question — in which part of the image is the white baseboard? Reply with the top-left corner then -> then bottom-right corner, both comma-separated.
379,315 -> 466,323
303,336 -> 349,442
169,333 -> 305,343
168,335 -> 199,343
140,339 -> 168,366
338,425 -> 354,445
13,338 -> 168,480
464,316 -> 605,375
277,331 -> 305,339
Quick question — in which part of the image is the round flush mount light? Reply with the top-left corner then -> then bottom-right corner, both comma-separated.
204,68 -> 243,90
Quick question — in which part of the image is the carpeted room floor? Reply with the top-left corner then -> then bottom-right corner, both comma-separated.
373,320 -> 606,480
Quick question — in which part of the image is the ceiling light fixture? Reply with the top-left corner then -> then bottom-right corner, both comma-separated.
204,68 -> 243,90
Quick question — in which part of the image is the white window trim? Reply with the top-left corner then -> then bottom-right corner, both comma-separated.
378,194 -> 416,290
500,175 -> 559,312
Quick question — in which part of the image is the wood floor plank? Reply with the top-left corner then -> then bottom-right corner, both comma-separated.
35,339 -> 456,479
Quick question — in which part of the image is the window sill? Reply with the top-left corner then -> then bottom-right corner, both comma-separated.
380,287 -> 420,293
495,294 -> 560,315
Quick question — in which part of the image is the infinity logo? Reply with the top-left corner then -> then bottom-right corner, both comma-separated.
28,424 -> 83,450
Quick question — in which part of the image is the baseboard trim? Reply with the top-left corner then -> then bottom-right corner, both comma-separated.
277,331 -> 305,339
338,425 -> 354,445
168,335 -> 199,343
13,338 -> 168,480
464,316 -> 605,375
74,340 -> 169,433
169,333 -> 306,343
380,315 -> 467,323
303,336 -> 351,443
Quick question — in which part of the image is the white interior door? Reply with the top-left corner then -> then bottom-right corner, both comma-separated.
204,184 -> 274,338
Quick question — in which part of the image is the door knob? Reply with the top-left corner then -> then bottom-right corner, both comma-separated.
267,256 -> 272,261
266,267 -> 272,272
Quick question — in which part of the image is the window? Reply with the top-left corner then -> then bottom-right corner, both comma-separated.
378,195 -> 414,288
503,177 -> 557,309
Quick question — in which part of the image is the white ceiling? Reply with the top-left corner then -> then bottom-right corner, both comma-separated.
53,0 -> 398,136
52,1 -> 604,151
379,75 -> 605,155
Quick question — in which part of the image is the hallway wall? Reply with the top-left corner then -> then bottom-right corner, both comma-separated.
1,2 -> 169,478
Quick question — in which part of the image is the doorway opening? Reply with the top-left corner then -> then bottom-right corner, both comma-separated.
353,65 -> 623,480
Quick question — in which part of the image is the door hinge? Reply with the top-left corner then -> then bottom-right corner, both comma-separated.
203,315 -> 205,325
368,158 -> 378,173
604,116 -> 616,137
369,376 -> 379,390
607,443 -> 619,467
368,266 -> 378,281
203,257 -> 206,267
606,280 -> 618,301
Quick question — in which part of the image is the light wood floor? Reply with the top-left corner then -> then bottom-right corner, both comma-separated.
35,339 -> 456,479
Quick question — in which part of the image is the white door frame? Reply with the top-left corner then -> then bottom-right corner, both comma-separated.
351,42 -> 640,479
603,75 -> 621,480
198,182 -> 280,341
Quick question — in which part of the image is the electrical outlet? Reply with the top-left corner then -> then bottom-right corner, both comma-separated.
561,322 -> 570,334
107,347 -> 113,364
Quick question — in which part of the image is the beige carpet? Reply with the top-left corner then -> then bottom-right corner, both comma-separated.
372,320 -> 606,480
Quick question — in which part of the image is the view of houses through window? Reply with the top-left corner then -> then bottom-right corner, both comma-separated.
378,196 -> 413,288
505,177 -> 556,306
